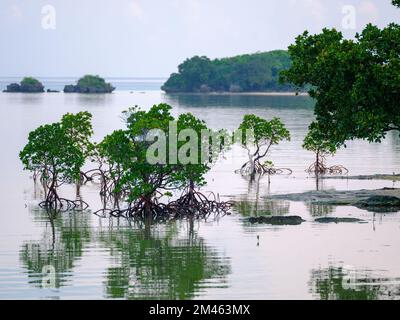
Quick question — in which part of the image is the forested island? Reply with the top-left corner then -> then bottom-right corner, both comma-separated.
161,50 -> 298,93
3,77 -> 45,93
64,75 -> 115,93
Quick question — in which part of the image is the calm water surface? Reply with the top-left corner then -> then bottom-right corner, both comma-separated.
1,88 -> 400,299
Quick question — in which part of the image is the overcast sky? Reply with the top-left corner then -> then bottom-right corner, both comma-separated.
1,0 -> 399,77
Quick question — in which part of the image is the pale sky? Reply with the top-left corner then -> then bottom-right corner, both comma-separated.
1,0 -> 399,77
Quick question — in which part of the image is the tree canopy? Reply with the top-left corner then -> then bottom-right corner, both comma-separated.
19,112 -> 93,210
64,75 -> 115,93
237,115 -> 291,177
96,103 -> 231,218
162,50 -> 296,93
4,77 -> 44,93
282,1 -> 400,146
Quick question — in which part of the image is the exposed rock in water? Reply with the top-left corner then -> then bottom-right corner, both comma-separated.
47,89 -> 59,93
63,84 -> 115,93
20,83 -> 44,93
321,174 -> 400,181
247,216 -> 305,225
269,188 -> 400,213
4,78 -> 44,93
63,85 -> 76,93
63,75 -> 115,93
4,83 -> 21,92
355,196 -> 400,213
314,217 -> 365,223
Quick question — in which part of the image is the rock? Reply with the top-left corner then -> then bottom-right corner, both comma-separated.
63,75 -> 115,93
248,215 -> 305,225
20,83 -> 44,93
315,217 -> 365,223
63,85 -> 76,93
4,78 -> 44,93
63,84 -> 115,93
4,83 -> 21,92
355,196 -> 400,213
47,89 -> 59,93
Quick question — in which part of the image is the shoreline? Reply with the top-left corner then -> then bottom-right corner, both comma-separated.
163,91 -> 309,96
1,90 -> 310,96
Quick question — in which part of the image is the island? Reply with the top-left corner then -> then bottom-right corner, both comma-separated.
64,75 -> 115,93
161,50 -> 298,93
3,77 -> 45,93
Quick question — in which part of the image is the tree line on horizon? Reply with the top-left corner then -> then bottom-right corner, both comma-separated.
161,50 -> 298,93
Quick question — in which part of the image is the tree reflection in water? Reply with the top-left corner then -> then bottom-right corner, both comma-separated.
99,219 -> 231,300
20,209 -> 231,299
232,177 -> 290,217
20,208 -> 92,288
306,203 -> 334,217
310,265 -> 400,300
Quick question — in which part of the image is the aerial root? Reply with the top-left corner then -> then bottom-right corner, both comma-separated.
39,198 -> 89,212
235,161 -> 292,176
306,162 -> 348,175
93,189 -> 234,221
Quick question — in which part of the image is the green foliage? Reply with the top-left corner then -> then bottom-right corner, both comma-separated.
61,111 -> 94,157
98,130 -> 131,170
77,75 -> 109,88
99,104 -> 221,203
282,2 -> 400,146
17,77 -> 45,92
21,77 -> 42,86
65,75 -> 115,93
162,50 -> 296,93
239,115 -> 291,148
174,113 -> 209,187
19,112 -> 94,183
20,123 -> 84,183
237,114 -> 290,177
303,122 -> 337,156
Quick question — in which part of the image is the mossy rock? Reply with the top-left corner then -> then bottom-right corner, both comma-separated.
64,75 -> 115,93
355,196 -> 400,213
314,217 -> 365,223
4,77 -> 44,93
248,216 -> 305,225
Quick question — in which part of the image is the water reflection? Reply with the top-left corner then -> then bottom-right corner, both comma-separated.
98,220 -> 231,300
164,93 -> 314,110
20,209 -> 91,288
306,203 -> 335,217
19,209 -> 230,299
310,265 -> 400,300
234,198 -> 290,217
232,177 -> 290,217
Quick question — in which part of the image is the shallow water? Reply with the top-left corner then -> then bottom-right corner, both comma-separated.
0,88 -> 400,300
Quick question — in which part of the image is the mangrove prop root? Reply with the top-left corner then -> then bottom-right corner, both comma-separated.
93,189 -> 234,221
81,168 -> 125,204
306,162 -> 349,175
39,197 -> 89,212
235,161 -> 292,176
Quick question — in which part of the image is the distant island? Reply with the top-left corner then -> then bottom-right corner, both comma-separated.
64,75 -> 115,93
161,50 -> 298,93
3,77 -> 45,93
